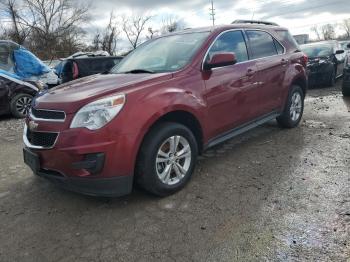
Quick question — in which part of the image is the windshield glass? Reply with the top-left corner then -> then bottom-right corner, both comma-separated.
111,32 -> 210,74
301,44 -> 333,58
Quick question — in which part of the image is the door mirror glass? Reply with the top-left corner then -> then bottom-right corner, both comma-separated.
204,52 -> 237,70
335,50 -> 345,55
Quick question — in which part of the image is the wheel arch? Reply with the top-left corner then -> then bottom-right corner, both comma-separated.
140,110 -> 204,154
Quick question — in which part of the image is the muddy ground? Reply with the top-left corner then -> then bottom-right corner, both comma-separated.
0,82 -> 349,262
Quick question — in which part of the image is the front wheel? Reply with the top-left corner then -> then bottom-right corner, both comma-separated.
277,85 -> 304,128
136,122 -> 198,197
10,93 -> 33,118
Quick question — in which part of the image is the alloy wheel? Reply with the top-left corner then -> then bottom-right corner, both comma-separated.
290,92 -> 302,122
16,95 -> 32,116
155,135 -> 192,186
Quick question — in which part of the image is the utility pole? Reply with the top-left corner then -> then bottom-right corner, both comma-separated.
209,0 -> 215,26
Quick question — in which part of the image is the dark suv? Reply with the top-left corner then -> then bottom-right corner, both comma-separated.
23,22 -> 308,197
55,55 -> 123,85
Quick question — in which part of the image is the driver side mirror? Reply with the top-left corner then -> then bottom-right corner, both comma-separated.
335,49 -> 345,55
347,43 -> 350,49
204,52 -> 237,70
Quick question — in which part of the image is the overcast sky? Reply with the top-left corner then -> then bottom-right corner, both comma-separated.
85,0 -> 350,38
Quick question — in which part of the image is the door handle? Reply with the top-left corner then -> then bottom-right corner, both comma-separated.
246,68 -> 255,77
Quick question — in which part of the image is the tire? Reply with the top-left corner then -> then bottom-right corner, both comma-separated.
328,68 -> 336,87
10,93 -> 33,118
136,122 -> 198,197
342,82 -> 350,97
277,85 -> 304,128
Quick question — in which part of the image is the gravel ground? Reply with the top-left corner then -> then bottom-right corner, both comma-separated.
0,82 -> 349,262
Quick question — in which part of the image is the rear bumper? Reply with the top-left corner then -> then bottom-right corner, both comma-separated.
35,168 -> 133,197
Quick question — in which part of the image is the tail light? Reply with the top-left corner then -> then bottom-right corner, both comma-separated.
72,62 -> 79,79
301,54 -> 308,68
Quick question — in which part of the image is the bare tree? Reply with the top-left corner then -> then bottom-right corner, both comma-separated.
343,18 -> 350,38
0,0 -> 90,59
122,14 -> 152,49
100,12 -> 120,55
160,15 -> 185,35
311,25 -> 322,41
321,24 -> 336,40
0,0 -> 32,44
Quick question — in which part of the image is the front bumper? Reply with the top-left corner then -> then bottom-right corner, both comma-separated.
35,167 -> 133,197
23,119 -> 139,197
343,68 -> 350,88
307,71 -> 331,86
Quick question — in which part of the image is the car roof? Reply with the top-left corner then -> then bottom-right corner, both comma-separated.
68,56 -> 123,61
163,24 -> 288,36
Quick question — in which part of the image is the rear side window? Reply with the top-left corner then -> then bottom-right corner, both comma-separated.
207,30 -> 248,63
275,30 -> 299,50
246,30 -> 277,59
274,39 -> 284,54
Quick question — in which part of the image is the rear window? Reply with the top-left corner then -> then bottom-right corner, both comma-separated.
246,30 -> 278,59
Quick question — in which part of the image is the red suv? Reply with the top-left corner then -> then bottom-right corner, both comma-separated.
23,22 -> 308,197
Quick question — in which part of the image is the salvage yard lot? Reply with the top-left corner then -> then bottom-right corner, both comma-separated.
0,82 -> 349,261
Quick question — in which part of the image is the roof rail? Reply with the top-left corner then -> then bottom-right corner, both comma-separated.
232,20 -> 279,26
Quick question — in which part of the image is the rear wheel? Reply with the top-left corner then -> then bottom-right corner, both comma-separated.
10,93 -> 33,118
277,85 -> 304,128
136,122 -> 198,197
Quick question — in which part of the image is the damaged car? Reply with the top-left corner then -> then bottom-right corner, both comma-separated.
301,41 -> 345,87
342,43 -> 350,96
0,40 -> 49,118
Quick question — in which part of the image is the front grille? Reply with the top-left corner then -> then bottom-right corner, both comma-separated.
26,129 -> 58,148
31,108 -> 65,121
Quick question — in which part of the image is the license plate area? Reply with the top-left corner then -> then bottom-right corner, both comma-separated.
23,148 -> 40,173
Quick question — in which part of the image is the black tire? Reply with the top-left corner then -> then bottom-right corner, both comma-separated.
10,93 -> 33,118
277,85 -> 304,128
136,122 -> 198,197
328,68 -> 336,87
342,82 -> 350,97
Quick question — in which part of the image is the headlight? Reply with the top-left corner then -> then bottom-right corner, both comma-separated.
70,94 -> 126,130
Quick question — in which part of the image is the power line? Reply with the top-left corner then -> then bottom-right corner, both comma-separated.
209,0 -> 215,26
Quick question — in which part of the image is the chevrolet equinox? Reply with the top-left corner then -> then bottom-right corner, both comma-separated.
23,23 -> 308,197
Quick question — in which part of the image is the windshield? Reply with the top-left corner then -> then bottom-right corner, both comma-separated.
301,44 -> 333,58
111,32 -> 210,74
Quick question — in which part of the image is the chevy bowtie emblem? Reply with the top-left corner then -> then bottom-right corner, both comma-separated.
28,121 -> 39,131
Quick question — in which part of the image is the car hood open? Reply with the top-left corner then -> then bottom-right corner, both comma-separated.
34,73 -> 172,113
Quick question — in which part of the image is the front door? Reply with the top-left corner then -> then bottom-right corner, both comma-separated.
203,30 -> 261,139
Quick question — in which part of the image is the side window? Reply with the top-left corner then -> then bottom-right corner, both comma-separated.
274,39 -> 284,54
275,30 -> 299,50
207,31 -> 248,63
246,30 -> 278,59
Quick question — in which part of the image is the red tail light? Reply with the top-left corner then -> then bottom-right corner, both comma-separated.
301,54 -> 308,68
73,62 -> 79,79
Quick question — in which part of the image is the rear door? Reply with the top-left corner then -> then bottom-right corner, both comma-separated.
203,30 -> 261,138
245,30 -> 286,114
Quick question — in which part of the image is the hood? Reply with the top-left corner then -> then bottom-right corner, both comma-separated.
34,73 -> 172,113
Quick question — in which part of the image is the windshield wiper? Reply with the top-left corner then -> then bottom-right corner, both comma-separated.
122,69 -> 155,74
